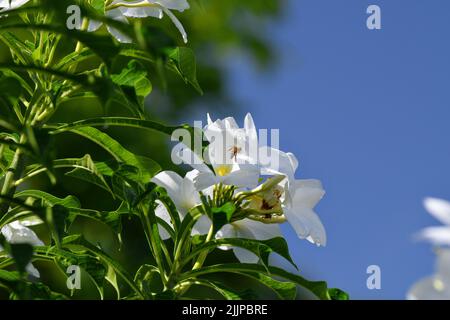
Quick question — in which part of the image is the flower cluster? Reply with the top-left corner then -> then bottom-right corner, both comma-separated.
0,0 -> 190,43
152,113 -> 327,263
408,198 -> 450,299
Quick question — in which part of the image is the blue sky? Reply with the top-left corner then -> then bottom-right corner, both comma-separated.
217,0 -> 450,299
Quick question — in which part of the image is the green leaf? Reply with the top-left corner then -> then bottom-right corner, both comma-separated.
183,237 -> 297,271
241,273 -> 297,300
59,127 -> 161,183
111,60 -> 152,107
16,190 -> 81,209
62,235 -> 144,299
328,288 -> 350,300
180,263 -> 331,300
167,47 -> 203,94
134,264 -> 162,299
0,23 -> 120,68
210,202 -> 235,235
186,279 -> 243,300
49,116 -> 184,136
62,155 -> 114,196
34,245 -> 107,299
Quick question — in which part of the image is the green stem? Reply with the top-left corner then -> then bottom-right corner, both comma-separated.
174,224 -> 215,297
0,134 -> 26,216
192,225 -> 214,270
139,204 -> 168,289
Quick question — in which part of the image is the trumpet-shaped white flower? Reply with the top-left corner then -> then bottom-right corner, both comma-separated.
418,197 -> 450,246
407,249 -> 450,300
89,0 -> 189,43
0,221 -> 44,277
217,219 -> 282,263
0,0 -> 29,11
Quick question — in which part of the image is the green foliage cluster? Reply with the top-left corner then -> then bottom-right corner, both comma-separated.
0,0 -> 348,300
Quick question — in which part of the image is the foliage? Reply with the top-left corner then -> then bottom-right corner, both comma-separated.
0,0 -> 347,300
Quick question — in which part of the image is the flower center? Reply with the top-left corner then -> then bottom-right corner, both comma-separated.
215,165 -> 232,177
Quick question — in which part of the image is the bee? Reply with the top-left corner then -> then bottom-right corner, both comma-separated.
229,145 -> 242,162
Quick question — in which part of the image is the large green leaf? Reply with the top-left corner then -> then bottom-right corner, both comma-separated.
180,263 -> 332,300
167,47 -> 203,94
183,237 -> 297,271
34,246 -> 107,299
50,117 -> 184,136
61,234 -> 144,299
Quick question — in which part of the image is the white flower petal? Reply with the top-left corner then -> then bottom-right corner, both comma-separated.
222,164 -> 260,189
155,0 -> 190,12
26,263 -> 40,278
292,179 -> 325,209
407,276 -> 450,300
155,202 -> 172,240
120,4 -> 163,18
174,146 -> 211,173
232,247 -> 259,264
106,8 -> 132,43
437,249 -> 450,279
88,19 -> 103,32
192,215 -> 212,236
1,221 -> 44,246
239,219 -> 282,240
285,207 -> 326,246
417,226 -> 450,246
151,171 -> 184,205
161,7 -> 187,43
259,147 -> 297,183
424,197 -> 450,226
192,171 -> 219,191
0,0 -> 30,11
216,224 -> 237,250
244,113 -> 258,150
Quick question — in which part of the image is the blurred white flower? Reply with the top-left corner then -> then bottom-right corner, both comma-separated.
407,249 -> 450,300
0,221 -> 44,278
0,0 -> 30,11
89,0 -> 189,43
418,197 -> 450,246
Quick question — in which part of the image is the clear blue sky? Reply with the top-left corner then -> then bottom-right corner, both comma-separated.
215,0 -> 450,299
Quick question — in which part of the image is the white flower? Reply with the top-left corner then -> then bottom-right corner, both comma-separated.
151,170 -> 210,239
151,170 -> 200,239
175,113 -> 261,190
89,0 -> 189,43
217,218 -> 282,263
0,0 -> 30,11
407,249 -> 450,300
248,142 -> 327,247
204,113 -> 258,165
418,197 -> 450,246
0,221 -> 44,278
